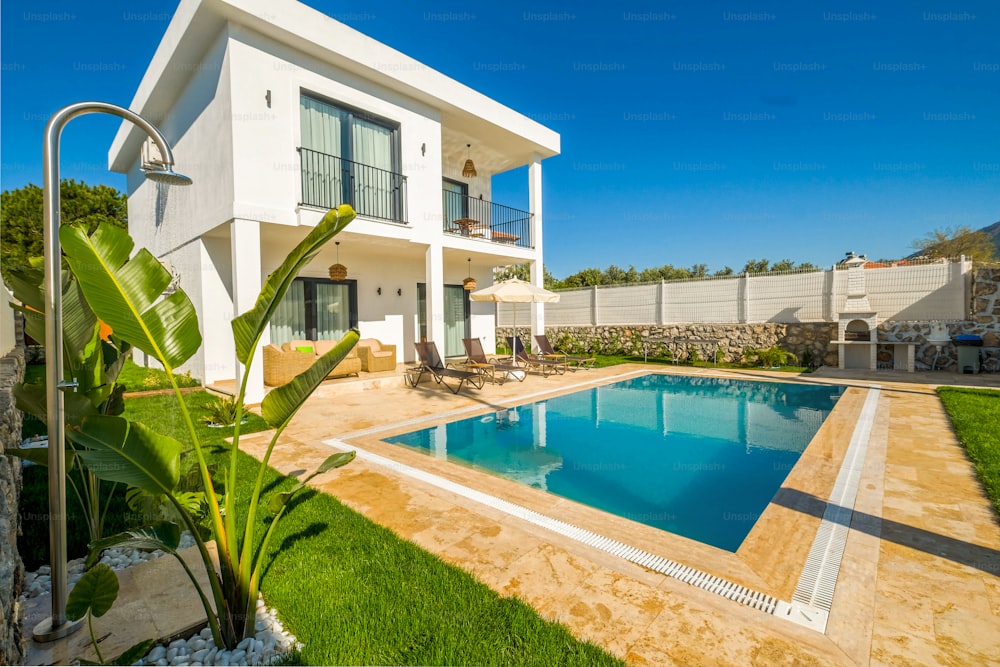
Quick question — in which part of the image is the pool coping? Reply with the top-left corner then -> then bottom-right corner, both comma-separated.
324,367 -> 876,634
237,364 -> 1000,665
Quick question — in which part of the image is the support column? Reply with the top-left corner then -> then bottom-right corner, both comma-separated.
528,157 -> 545,344
231,219 -> 264,404
425,243 -> 445,358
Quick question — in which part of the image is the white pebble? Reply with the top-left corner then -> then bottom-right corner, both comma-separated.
199,627 -> 213,640
191,648 -> 209,663
166,648 -> 177,662
230,649 -> 245,663
147,646 -> 166,661
155,660 -> 168,667
168,638 -> 187,650
237,637 -> 252,651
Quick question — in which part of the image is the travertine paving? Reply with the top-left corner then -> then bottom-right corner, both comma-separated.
238,364 -> 1000,665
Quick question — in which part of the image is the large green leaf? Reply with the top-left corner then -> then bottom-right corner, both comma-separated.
5,446 -> 77,470
62,277 -> 103,394
86,523 -> 182,569
6,265 -> 102,389
66,563 -> 119,620
9,303 -> 45,350
68,416 -> 182,496
264,451 -> 356,514
260,329 -> 359,428
14,382 -> 97,426
60,223 -> 201,370
231,205 -> 355,364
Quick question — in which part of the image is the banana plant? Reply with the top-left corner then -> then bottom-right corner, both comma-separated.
7,261 -> 131,544
58,205 -> 359,649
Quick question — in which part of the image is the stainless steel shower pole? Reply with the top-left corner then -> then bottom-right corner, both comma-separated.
34,101 -> 190,642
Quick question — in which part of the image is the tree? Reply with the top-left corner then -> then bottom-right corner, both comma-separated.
912,226 -> 997,262
743,258 -> 770,274
493,263 -> 557,289
0,180 -> 127,282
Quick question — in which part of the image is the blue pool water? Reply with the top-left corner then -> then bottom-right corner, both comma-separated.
386,374 -> 843,551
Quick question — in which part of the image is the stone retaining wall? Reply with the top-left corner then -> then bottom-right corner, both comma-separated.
501,323 -> 839,367
0,332 -> 25,664
496,269 -> 1000,371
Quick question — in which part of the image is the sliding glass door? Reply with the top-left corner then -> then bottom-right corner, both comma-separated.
417,284 -> 469,358
270,277 -> 357,346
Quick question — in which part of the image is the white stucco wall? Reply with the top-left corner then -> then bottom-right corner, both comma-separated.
226,26 -> 445,241
126,27 -> 236,256
115,4 -> 559,384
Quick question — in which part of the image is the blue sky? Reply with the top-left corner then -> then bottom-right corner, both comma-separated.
2,1 -> 998,278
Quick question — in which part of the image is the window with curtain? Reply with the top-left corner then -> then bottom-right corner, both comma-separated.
442,179 -> 468,227
299,93 -> 401,219
269,277 -> 357,346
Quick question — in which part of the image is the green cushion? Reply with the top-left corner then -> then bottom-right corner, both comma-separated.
295,346 -> 314,354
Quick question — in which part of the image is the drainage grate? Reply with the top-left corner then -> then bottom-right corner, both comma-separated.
792,386 -> 880,612
324,439 -> 778,615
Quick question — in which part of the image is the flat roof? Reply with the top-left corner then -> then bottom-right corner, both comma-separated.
109,0 -> 560,172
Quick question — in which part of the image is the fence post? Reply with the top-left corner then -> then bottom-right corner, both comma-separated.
591,285 -> 599,326
956,255 -> 971,319
824,265 -> 837,322
738,273 -> 749,323
658,280 -> 666,324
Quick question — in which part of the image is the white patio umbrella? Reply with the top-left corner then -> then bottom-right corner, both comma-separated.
470,278 -> 559,355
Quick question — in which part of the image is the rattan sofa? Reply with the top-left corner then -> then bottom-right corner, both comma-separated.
262,339 -> 361,386
356,338 -> 397,372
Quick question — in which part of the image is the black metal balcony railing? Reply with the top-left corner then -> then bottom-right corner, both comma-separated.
299,147 -> 407,223
442,189 -> 532,249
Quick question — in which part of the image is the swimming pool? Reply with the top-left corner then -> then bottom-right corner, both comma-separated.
385,374 -> 843,551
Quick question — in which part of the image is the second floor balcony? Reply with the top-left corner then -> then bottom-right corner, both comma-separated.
442,189 -> 533,249
299,147 -> 408,223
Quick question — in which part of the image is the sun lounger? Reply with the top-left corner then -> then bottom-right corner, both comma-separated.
533,334 -> 596,370
507,336 -> 567,376
407,341 -> 485,394
462,338 -> 526,384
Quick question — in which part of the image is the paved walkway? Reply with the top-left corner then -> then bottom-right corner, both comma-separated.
237,364 -> 1000,665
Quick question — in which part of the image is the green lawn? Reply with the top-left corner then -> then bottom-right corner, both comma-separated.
937,386 -> 1000,515
20,357 -> 199,394
22,390 -> 622,666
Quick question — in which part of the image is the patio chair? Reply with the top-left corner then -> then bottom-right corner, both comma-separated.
407,341 -> 486,394
462,338 -> 526,384
507,336 -> 567,377
534,334 -> 596,370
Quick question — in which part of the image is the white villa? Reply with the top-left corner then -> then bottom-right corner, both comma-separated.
109,0 -> 559,401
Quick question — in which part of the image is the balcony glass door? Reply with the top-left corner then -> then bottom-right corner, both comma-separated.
442,179 -> 468,229
353,119 -> 394,219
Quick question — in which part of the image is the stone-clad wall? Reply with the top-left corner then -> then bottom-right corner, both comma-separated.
881,268 -> 1000,370
0,330 -> 25,664
502,323 -> 840,366
497,268 -> 1000,371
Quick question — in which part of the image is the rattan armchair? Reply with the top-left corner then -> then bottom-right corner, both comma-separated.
357,338 -> 397,372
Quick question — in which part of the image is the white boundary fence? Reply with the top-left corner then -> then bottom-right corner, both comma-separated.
499,259 -> 971,327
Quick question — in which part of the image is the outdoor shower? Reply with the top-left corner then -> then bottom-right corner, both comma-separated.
35,101 -> 191,641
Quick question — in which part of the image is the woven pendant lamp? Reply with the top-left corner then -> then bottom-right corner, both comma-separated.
328,241 -> 347,281
462,143 -> 477,178
462,258 -> 476,291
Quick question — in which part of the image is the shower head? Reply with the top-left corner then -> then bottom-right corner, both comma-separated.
143,166 -> 193,186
